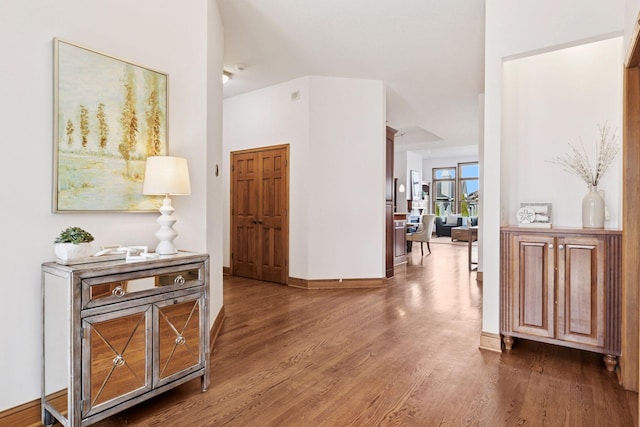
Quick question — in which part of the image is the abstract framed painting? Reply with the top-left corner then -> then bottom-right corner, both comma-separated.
53,38 -> 168,212
410,170 -> 422,201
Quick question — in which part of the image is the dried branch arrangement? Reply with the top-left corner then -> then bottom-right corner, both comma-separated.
550,122 -> 619,187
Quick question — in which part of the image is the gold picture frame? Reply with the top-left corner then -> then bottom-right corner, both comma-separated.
53,38 -> 168,212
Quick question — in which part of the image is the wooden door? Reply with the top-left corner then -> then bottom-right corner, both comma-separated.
556,236 -> 605,349
231,145 -> 289,284
511,234 -> 555,340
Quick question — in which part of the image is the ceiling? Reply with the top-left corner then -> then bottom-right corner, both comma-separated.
217,0 -> 485,158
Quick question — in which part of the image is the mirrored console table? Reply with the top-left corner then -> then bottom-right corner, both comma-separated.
42,251 -> 209,426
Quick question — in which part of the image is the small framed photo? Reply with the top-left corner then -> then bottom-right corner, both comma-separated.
124,246 -> 148,261
518,202 -> 552,228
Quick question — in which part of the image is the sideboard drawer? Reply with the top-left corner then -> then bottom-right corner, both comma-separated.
82,263 -> 203,309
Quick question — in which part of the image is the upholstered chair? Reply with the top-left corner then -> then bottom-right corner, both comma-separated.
407,214 -> 436,256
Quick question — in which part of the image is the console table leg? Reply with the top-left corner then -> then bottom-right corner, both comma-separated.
43,407 -> 55,427
503,335 -> 514,351
603,354 -> 617,372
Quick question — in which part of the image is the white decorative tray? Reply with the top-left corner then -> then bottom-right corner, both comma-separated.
55,253 -> 126,266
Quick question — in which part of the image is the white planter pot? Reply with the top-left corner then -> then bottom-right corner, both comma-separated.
54,242 -> 94,261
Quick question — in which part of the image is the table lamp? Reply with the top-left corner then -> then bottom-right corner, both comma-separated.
142,156 -> 191,255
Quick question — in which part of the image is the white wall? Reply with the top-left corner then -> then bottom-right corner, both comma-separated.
484,0 -> 624,337
406,151 -> 423,199
394,148 -> 408,213
222,77 -> 311,276
222,76 -> 386,280
502,37 -> 623,228
626,0 -> 640,56
207,2 -> 225,326
307,77 -> 386,279
393,150 -> 424,214
0,0 -> 221,412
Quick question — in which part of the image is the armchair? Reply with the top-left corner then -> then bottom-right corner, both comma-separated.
407,214 -> 436,256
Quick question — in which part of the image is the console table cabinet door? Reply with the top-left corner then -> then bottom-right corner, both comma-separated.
82,305 -> 153,418
556,236 -> 605,349
155,294 -> 205,387
511,234 -> 555,340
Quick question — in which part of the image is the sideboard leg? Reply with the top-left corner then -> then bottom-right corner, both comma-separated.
503,335 -> 514,351
603,354 -> 618,372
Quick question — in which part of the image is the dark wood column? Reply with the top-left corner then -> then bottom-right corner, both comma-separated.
386,126 -> 397,278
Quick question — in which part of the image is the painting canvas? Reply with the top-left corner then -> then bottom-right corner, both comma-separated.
411,170 -> 422,201
54,39 -> 168,212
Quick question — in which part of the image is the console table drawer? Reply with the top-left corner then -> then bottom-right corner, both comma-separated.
82,263 -> 203,309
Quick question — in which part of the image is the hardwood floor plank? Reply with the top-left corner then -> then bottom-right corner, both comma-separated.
92,243 -> 637,427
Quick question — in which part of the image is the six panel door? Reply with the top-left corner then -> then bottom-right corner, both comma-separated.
231,146 -> 288,284
231,151 -> 260,279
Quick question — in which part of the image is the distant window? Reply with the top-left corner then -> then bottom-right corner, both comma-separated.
432,163 -> 479,217
432,167 -> 456,216
458,162 -> 479,217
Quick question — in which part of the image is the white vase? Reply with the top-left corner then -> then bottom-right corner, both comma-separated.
54,242 -> 94,261
582,185 -> 605,229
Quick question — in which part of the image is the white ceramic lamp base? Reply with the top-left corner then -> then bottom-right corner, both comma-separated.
155,196 -> 179,255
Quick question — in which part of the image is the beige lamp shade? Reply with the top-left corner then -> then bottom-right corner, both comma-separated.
143,156 -> 191,196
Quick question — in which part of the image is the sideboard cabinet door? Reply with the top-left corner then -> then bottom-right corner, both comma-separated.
510,234 -> 555,340
556,236 -> 605,349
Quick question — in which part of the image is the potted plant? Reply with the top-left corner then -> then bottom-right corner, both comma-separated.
54,226 -> 95,261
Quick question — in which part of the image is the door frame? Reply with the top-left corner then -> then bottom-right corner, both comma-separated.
623,24 -> 640,392
229,144 -> 290,284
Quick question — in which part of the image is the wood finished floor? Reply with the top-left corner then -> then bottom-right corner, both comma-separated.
94,242 -> 638,427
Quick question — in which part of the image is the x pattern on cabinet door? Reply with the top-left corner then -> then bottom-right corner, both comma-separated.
156,297 -> 203,384
83,305 -> 152,416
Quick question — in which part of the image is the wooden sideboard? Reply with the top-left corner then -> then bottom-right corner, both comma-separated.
41,251 -> 209,426
394,220 -> 407,265
500,227 -> 621,371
